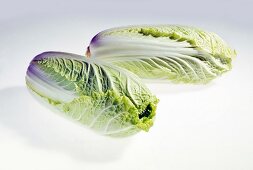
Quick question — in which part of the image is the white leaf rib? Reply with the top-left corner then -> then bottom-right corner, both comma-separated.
103,112 -> 125,133
89,105 -> 112,128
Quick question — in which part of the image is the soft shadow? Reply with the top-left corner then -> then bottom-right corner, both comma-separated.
146,81 -> 215,95
0,86 -> 132,162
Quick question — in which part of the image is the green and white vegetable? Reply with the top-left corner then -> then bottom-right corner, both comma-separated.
87,25 -> 236,83
26,52 -> 158,136
26,25 -> 236,137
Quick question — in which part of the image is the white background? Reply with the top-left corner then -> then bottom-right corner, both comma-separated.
0,0 -> 253,169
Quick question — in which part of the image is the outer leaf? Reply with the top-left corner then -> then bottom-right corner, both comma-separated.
26,52 -> 158,136
87,25 -> 236,83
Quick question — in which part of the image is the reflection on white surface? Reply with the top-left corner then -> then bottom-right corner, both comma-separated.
0,87 -> 131,162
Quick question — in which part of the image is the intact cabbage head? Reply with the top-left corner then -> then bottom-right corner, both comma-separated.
26,52 -> 158,137
87,25 -> 236,83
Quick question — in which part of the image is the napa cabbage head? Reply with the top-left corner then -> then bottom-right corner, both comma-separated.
87,25 -> 236,83
26,52 -> 158,137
